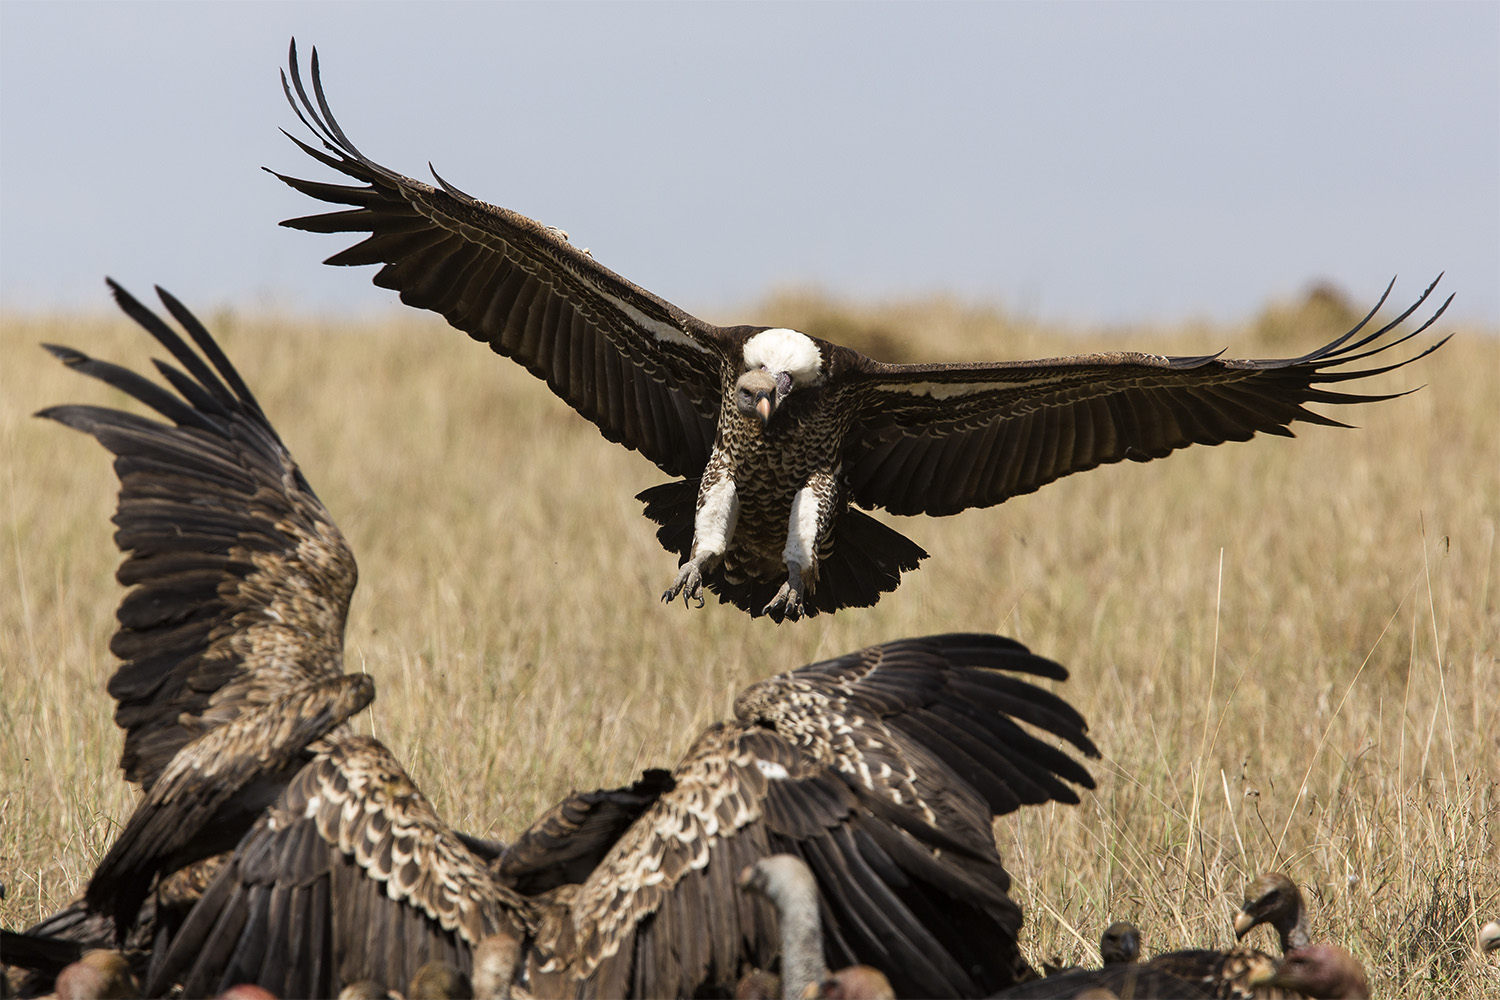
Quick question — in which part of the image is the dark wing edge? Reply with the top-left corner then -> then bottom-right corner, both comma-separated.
839,276 -> 1453,516
273,39 -> 725,477
39,281 -> 368,935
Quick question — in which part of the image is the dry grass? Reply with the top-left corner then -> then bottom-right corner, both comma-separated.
1,289 -> 1496,996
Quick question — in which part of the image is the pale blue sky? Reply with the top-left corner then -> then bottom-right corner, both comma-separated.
2,2 -> 1496,327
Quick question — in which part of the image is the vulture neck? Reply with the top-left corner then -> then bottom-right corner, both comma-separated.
757,857 -> 828,1000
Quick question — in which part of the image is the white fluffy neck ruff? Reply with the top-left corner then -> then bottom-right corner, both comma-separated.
743,328 -> 823,387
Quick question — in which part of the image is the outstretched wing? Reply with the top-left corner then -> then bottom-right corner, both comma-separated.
836,277 -> 1451,516
541,633 -> 1097,998
39,282 -> 372,932
147,735 -> 527,999
274,40 -> 728,477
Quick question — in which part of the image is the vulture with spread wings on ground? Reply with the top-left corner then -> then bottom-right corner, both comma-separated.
273,41 -> 1450,623
152,632 -> 1099,998
14,285 -> 1100,998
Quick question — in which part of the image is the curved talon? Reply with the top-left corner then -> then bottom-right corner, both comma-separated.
762,580 -> 806,623
663,563 -> 706,609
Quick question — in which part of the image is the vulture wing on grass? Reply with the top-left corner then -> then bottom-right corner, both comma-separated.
36,282 -> 374,937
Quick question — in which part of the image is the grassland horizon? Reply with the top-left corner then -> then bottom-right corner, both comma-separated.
2,286 -> 1496,996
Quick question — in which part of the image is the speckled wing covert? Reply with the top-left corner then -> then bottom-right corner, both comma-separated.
38,282 -> 374,934
274,40 -> 731,479
834,276 -> 1451,516
532,633 -> 1099,999
149,735 -> 528,999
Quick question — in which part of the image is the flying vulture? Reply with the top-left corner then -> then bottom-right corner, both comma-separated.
26,284 -> 1099,998
272,42 -> 1451,622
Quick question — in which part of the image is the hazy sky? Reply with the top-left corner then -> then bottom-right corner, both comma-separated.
2,2 -> 1496,328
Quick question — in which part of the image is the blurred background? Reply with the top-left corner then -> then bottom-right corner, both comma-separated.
2,1 -> 1496,329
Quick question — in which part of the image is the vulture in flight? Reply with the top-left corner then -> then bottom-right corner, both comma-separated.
273,41 -> 1450,622
23,283 -> 1100,998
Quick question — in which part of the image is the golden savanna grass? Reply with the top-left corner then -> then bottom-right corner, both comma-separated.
1,288 -> 1496,996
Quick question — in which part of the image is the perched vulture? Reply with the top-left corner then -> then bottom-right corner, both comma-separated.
273,41 -> 1450,622
1145,870 -> 1314,998
25,285 -> 1100,997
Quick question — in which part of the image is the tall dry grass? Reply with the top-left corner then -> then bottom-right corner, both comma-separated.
1,287 -> 1496,996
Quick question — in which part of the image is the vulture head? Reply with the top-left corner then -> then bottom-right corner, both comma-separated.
1482,920 -> 1500,953
54,949 -> 139,1000
1099,920 -> 1141,964
737,328 -> 824,427
1233,870 -> 1310,951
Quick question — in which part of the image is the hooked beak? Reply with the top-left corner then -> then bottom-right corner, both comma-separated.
1233,909 -> 1257,939
754,393 -> 773,424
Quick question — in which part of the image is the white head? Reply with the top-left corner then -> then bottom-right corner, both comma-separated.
737,329 -> 822,427
743,329 -> 823,389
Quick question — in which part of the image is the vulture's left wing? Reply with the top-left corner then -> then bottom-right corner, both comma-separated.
837,277 -> 1450,516
39,282 -> 374,935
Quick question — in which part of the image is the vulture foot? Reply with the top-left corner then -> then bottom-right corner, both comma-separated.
662,561 -> 708,609
763,578 -> 807,623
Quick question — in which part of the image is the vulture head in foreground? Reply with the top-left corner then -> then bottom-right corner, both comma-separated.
272,40 -> 1451,622
20,283 -> 1100,998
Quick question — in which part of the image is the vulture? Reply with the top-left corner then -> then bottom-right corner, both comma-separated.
1099,921 -> 1142,966
1231,872 -> 1310,954
1143,870 -> 1313,998
33,281 -> 374,943
274,41 -> 1450,622
22,283 -> 1100,998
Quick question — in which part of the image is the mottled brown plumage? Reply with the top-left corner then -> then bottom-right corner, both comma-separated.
274,41 -> 1449,622
39,282 -> 375,937
152,634 -> 1098,998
